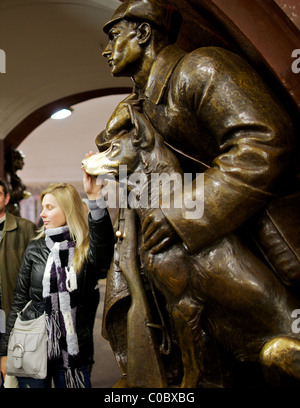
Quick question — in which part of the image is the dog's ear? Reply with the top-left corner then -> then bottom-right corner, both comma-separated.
127,104 -> 155,151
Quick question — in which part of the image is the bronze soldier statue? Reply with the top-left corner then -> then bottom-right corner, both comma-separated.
87,0 -> 300,387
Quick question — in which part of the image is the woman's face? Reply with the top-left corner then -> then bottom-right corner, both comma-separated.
40,193 -> 66,229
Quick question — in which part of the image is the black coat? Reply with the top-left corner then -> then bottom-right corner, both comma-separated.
0,211 -> 115,364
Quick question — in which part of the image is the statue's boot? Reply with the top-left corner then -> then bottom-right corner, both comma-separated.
260,336 -> 300,386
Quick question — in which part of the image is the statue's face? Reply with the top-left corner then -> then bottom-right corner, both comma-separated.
13,152 -> 24,170
102,20 -> 143,77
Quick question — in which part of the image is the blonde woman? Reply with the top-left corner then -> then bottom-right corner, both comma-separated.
0,173 -> 114,388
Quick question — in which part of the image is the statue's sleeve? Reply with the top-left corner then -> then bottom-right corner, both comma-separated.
161,48 -> 295,254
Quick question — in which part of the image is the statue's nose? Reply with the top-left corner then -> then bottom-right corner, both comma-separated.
102,43 -> 111,58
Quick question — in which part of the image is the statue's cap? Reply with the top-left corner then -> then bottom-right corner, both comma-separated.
103,0 -> 179,35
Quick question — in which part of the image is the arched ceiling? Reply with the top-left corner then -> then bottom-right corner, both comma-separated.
18,93 -> 129,187
1,0 -> 299,183
0,0 -> 132,143
1,0 -> 299,146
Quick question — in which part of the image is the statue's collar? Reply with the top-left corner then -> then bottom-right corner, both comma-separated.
139,45 -> 186,105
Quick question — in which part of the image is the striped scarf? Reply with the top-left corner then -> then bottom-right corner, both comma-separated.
42,225 -> 85,388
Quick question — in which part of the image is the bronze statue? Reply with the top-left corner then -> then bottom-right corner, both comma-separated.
82,103 -> 300,387
83,0 -> 300,387
4,148 -> 31,216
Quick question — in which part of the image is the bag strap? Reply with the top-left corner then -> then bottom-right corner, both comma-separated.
19,300 -> 33,316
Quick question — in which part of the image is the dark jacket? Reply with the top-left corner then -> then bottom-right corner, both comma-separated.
0,212 -> 36,317
0,210 -> 115,363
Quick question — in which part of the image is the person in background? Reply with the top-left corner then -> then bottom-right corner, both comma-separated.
0,179 -> 36,386
0,172 -> 114,388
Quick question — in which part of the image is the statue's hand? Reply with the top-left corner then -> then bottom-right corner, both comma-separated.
105,101 -> 132,138
106,96 -> 142,137
96,97 -> 141,151
142,208 -> 177,254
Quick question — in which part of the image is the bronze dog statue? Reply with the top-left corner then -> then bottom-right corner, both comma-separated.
82,106 -> 300,387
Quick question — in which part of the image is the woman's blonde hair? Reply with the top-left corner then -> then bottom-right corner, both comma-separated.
36,183 -> 89,273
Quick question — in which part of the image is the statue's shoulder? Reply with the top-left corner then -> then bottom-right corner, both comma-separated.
172,46 -> 227,84
180,46 -> 240,68
176,46 -> 253,83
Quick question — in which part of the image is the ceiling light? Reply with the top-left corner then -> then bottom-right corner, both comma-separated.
51,108 -> 73,120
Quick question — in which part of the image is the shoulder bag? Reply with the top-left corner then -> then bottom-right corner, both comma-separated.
6,301 -> 47,379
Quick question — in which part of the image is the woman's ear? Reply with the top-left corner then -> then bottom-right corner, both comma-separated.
136,22 -> 151,45
4,193 -> 10,206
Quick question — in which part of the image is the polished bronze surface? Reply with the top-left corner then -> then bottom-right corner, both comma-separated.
83,105 -> 300,388
83,0 -> 300,387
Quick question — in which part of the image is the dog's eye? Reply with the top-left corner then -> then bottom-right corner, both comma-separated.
111,143 -> 120,157
111,143 -> 120,151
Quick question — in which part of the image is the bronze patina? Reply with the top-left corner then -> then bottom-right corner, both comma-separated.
83,0 -> 300,388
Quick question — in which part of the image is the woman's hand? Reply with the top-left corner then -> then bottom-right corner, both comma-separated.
82,151 -> 104,200
0,356 -> 7,380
